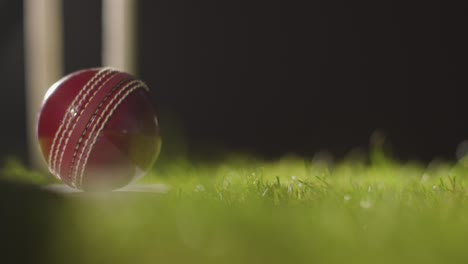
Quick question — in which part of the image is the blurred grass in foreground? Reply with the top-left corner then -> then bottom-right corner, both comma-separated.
1,151 -> 468,264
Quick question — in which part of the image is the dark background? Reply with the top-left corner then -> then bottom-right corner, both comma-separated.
0,0 -> 466,163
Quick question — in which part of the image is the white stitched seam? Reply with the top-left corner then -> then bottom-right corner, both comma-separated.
73,80 -> 147,187
63,73 -> 128,187
55,70 -> 118,186
51,69 -> 112,176
69,79 -> 140,186
48,68 -> 108,178
76,82 -> 148,188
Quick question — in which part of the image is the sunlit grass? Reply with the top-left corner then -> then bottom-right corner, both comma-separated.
2,152 -> 468,264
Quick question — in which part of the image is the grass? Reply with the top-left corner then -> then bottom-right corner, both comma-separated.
2,151 -> 468,264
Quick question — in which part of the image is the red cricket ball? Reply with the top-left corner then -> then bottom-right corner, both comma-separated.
37,67 -> 161,191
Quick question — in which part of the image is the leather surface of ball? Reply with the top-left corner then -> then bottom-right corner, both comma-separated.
37,67 -> 161,191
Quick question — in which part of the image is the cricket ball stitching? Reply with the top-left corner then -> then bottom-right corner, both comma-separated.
77,82 -> 149,188
48,68 -> 108,177
62,72 -> 125,187
68,78 -> 136,186
55,69 -> 117,183
50,68 -> 110,175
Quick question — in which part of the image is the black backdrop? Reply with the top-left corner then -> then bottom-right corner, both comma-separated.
0,0 -> 466,163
